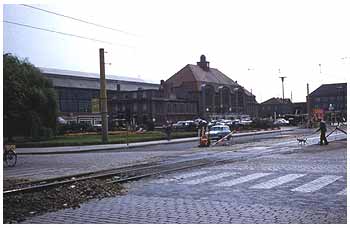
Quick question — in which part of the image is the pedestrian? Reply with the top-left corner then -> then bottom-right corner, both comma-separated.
164,121 -> 172,141
315,119 -> 328,145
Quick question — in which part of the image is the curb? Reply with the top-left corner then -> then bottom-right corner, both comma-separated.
16,128 -> 296,155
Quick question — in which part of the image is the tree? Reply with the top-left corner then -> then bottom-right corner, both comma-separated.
3,53 -> 58,140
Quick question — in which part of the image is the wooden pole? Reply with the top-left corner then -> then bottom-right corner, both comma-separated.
99,48 -> 108,143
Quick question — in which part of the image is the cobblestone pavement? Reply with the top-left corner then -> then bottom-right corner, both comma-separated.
22,138 -> 347,224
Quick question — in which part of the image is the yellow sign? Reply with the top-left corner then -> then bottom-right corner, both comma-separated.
91,98 -> 100,113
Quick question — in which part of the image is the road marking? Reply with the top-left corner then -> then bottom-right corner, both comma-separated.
291,175 -> 342,193
215,173 -> 272,187
250,174 -> 306,189
151,171 -> 208,184
182,172 -> 237,185
336,188 -> 347,196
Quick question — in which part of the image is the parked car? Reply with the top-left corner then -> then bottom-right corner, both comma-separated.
239,115 -> 253,125
207,125 -> 232,140
172,120 -> 196,130
274,118 -> 289,126
172,121 -> 187,129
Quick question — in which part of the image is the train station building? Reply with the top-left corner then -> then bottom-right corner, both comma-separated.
43,55 -> 259,127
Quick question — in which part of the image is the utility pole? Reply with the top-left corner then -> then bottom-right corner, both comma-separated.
99,48 -> 108,143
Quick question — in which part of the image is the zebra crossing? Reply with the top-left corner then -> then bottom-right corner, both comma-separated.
150,170 -> 346,196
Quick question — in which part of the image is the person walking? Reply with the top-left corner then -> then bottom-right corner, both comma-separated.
164,121 -> 172,141
315,119 -> 328,145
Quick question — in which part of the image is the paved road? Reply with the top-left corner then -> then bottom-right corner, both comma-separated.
19,129 -> 347,223
5,128 -> 314,180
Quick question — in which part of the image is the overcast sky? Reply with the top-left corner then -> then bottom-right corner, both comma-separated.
2,0 -> 350,102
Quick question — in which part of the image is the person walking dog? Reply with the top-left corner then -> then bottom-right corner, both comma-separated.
315,119 -> 328,145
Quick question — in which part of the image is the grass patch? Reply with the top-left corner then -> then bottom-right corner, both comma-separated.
14,131 -> 197,148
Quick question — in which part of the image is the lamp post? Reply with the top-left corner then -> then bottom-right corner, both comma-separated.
201,84 -> 207,118
233,87 -> 239,114
218,86 -> 224,118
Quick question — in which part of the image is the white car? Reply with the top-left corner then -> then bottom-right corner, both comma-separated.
208,125 -> 232,140
274,118 -> 289,126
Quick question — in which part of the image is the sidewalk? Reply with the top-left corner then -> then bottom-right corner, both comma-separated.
16,127 -> 296,155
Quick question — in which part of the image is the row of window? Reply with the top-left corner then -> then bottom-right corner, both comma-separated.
313,103 -> 347,110
59,99 -> 91,112
313,96 -> 346,103
112,102 -> 197,114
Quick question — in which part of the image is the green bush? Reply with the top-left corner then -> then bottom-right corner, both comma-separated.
57,122 -> 94,135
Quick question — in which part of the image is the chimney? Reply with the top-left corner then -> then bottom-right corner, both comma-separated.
197,55 -> 210,71
160,80 -> 165,90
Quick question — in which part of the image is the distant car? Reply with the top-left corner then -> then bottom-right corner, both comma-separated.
172,120 -> 196,130
208,125 -> 232,140
172,121 -> 187,129
274,118 -> 289,126
239,119 -> 253,125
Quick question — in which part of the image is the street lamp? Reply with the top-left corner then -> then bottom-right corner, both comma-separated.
218,86 -> 224,117
278,69 -> 287,102
233,87 -> 239,113
201,84 -> 207,116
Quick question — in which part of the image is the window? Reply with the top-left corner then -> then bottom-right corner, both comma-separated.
78,100 -> 90,112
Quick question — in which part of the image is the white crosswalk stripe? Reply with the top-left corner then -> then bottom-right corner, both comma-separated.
182,172 -> 237,185
336,188 -> 347,196
151,171 -> 208,184
215,173 -> 272,187
291,175 -> 342,193
250,174 -> 306,189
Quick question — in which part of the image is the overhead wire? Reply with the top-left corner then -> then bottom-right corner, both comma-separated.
3,20 -> 135,48
20,4 -> 139,37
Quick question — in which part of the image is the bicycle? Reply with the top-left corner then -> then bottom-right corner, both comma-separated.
3,144 -> 17,167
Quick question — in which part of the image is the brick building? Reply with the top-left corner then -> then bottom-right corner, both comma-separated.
45,55 -> 259,127
163,55 -> 258,120
259,98 -> 293,118
308,83 -> 347,122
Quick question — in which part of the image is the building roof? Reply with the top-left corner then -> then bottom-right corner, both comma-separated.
40,67 -> 152,83
261,97 -> 292,105
309,83 -> 347,97
187,64 -> 239,87
40,67 -> 159,91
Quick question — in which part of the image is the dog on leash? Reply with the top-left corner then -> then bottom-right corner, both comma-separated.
297,138 -> 307,145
